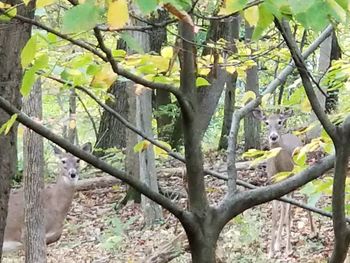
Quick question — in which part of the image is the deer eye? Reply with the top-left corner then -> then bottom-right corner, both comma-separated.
278,120 -> 282,125
76,159 -> 80,163
264,121 -> 269,125
62,160 -> 66,164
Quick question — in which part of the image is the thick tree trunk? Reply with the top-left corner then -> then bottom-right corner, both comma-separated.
244,24 -> 260,150
23,79 -> 46,263
94,81 -> 128,155
0,0 -> 34,257
138,88 -> 163,225
124,12 -> 162,223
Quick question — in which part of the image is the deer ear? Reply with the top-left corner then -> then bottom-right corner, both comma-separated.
252,108 -> 266,121
53,145 -> 63,155
81,142 -> 92,153
281,109 -> 293,119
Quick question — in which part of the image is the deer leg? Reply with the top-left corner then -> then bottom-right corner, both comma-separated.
285,202 -> 292,254
304,195 -> 315,235
45,228 -> 63,245
269,200 -> 279,258
275,201 -> 285,252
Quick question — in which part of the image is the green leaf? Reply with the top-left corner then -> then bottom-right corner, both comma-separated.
62,1 -> 101,34
0,114 -> 18,135
219,0 -> 248,15
21,67 -> 37,97
120,33 -> 144,54
135,0 -> 158,14
21,35 -> 37,68
33,53 -> 49,69
196,77 -> 210,87
0,7 -> 17,21
252,3 -> 274,40
70,53 -> 93,68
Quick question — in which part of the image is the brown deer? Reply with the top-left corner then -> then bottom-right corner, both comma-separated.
2,142 -> 91,252
252,108 -> 303,258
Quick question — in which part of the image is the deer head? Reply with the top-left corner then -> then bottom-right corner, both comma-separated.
53,143 -> 92,185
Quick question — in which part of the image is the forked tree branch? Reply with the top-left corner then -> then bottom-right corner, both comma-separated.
0,95 -> 185,220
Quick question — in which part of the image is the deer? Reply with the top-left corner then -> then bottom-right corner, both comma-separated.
2,142 -> 91,252
252,108 -> 306,258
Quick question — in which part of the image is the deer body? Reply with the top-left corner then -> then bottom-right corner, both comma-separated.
3,143 -> 91,252
253,109 -> 302,258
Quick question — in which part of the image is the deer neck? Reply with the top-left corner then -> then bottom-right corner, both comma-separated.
52,175 -> 76,213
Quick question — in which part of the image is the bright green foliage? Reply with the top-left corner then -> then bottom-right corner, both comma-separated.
21,34 -> 37,68
0,114 -> 18,135
62,0 -> 102,34
219,0 -> 248,15
196,77 -> 210,87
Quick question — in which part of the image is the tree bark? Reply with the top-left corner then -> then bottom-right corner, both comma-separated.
326,31 -> 341,113
94,38 -> 128,156
94,81 -> 128,155
244,24 -> 260,150
124,12 -> 162,223
23,79 -> 46,263
0,0 -> 35,257
218,15 -> 240,150
67,87 -> 77,144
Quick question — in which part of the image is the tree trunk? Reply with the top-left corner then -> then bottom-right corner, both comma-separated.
94,37 -> 128,156
307,32 -> 332,139
23,79 -> 46,263
124,12 -> 162,223
326,31 -> 341,113
218,15 -> 240,150
150,10 -> 172,142
244,24 -> 261,150
138,88 -> 163,225
0,0 -> 34,257
67,87 -> 77,144
94,81 -> 128,155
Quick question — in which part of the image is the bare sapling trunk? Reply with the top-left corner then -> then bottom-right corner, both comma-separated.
23,79 -> 46,262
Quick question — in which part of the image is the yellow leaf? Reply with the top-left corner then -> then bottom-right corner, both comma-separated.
91,64 -> 117,88
161,46 -> 173,59
23,0 -> 30,5
301,98 -> 312,112
244,6 -> 259,27
36,0 -> 55,8
108,0 -> 129,29
133,140 -> 150,153
241,91 -> 256,105
225,66 -> 236,74
198,67 -> 211,76
69,119 -> 76,129
154,141 -> 171,159
0,3 -> 11,8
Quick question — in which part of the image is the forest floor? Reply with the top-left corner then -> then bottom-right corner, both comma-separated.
3,151 -> 335,263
